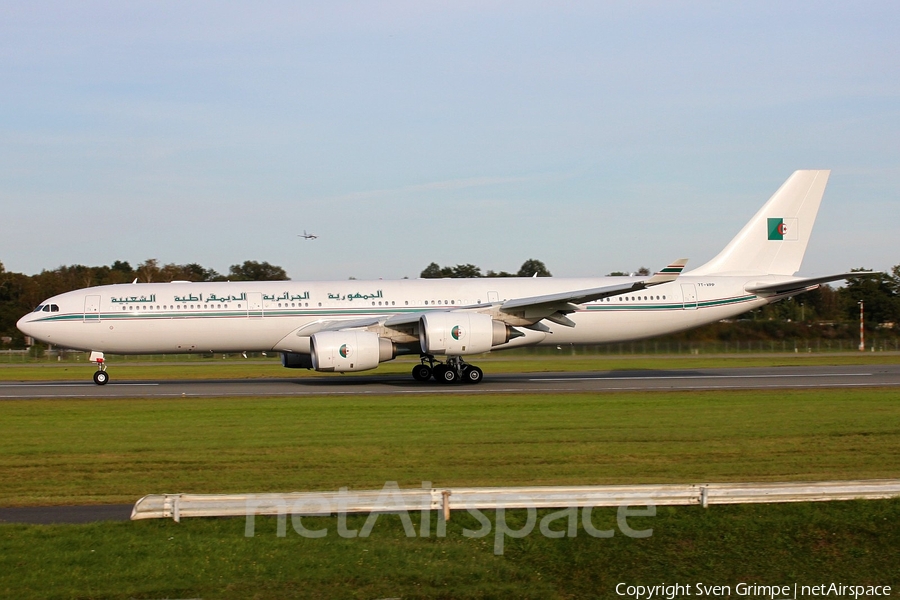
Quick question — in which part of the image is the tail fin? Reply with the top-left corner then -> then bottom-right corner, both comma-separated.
690,170 -> 830,276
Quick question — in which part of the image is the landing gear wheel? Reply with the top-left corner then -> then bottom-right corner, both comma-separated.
462,365 -> 483,384
432,364 -> 448,382
93,371 -> 109,385
412,364 -> 432,382
438,367 -> 458,384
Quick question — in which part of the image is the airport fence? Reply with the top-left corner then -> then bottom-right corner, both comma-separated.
511,338 -> 900,356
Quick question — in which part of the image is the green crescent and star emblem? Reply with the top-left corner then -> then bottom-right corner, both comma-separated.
451,326 -> 463,340
339,344 -> 351,358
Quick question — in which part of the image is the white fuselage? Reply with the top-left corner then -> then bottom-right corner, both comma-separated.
17,275 -> 774,355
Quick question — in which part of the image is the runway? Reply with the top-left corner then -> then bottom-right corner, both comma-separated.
2,364 -> 899,399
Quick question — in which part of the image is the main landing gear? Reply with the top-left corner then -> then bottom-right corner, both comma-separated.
411,355 -> 484,385
90,351 -> 109,385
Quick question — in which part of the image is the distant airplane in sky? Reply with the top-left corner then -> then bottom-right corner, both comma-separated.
298,230 -> 318,240
18,170 -> 873,385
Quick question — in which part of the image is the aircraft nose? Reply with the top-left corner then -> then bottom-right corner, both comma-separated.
16,313 -> 37,338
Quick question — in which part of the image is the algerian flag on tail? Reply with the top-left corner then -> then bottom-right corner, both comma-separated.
690,170 -> 829,276
767,218 -> 799,241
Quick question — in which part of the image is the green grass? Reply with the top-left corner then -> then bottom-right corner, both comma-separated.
0,351 -> 897,381
1,500 -> 897,599
1,389 -> 898,507
2,386 -> 898,598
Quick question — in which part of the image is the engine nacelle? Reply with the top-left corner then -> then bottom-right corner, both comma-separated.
281,352 -> 313,369
419,312 -> 511,355
310,330 -> 395,372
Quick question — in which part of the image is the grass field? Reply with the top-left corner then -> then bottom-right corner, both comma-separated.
2,500 -> 898,599
2,372 -> 898,597
1,389 -> 898,506
0,350 -> 898,381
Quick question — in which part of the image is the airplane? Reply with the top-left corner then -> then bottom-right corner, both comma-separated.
298,230 -> 318,240
18,170 -> 874,386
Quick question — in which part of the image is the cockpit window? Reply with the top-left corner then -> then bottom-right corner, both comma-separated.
33,305 -> 44,313
50,304 -> 59,312
42,305 -> 51,312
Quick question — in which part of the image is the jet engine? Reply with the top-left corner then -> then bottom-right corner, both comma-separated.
310,330 -> 395,372
419,312 -> 512,355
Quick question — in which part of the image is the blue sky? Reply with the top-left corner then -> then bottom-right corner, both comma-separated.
2,1 -> 898,280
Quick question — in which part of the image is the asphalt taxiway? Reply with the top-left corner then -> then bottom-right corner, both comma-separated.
2,364 -> 899,399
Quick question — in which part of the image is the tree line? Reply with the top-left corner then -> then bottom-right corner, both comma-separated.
418,261 -> 900,342
0,259 -> 286,347
420,259 -> 552,279
1,258 -> 898,348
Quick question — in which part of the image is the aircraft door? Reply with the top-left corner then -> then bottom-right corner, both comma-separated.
487,291 -> 499,303
247,292 -> 263,318
681,284 -> 698,310
84,295 -> 101,322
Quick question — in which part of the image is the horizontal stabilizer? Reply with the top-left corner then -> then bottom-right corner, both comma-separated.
745,271 -> 880,295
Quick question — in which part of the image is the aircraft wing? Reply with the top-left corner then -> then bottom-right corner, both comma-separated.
745,271 -> 880,295
497,259 -> 688,327
295,317 -> 384,336
294,259 -> 688,337
295,312 -> 430,336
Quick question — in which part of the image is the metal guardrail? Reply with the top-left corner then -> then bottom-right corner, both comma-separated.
131,479 -> 900,522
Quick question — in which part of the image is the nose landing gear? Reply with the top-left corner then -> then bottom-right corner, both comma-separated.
90,351 -> 109,385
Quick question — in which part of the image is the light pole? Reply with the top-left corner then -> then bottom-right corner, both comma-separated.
858,300 -> 865,352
